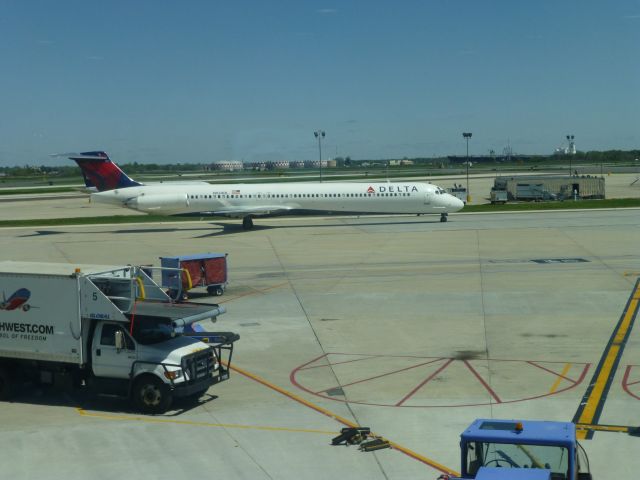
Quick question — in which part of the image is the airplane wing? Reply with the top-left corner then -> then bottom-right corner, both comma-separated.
189,205 -> 294,218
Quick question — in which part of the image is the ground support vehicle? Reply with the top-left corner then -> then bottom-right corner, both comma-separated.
490,189 -> 508,204
160,253 -> 228,298
0,261 -> 238,413
440,419 -> 591,480
448,186 -> 468,204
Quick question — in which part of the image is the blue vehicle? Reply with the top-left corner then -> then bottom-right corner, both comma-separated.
443,419 -> 592,480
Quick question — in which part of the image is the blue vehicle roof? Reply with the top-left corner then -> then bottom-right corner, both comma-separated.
475,466 -> 551,480
160,253 -> 226,263
461,419 -> 575,448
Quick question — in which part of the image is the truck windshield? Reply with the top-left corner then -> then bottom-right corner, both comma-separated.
467,441 -> 569,479
130,317 -> 177,345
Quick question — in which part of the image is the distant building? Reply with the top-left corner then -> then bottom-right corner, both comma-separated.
389,159 -> 415,166
304,160 -> 328,168
448,155 -> 522,164
211,160 -> 243,171
243,161 -> 267,170
266,161 -> 290,169
290,161 -> 305,169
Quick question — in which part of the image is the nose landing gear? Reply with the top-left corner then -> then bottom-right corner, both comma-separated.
440,213 -> 448,223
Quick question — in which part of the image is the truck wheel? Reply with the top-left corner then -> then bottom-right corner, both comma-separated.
132,375 -> 172,414
0,367 -> 12,400
207,286 -> 224,296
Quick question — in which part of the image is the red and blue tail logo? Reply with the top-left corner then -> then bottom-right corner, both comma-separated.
68,151 -> 142,191
1,288 -> 32,311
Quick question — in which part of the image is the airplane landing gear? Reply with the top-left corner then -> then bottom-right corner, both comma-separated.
440,213 -> 448,223
242,216 -> 254,230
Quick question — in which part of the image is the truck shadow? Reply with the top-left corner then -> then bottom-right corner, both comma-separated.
7,383 -> 219,417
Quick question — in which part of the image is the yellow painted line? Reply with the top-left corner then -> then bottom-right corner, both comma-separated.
385,440 -> 460,475
75,408 -> 334,435
576,423 -> 629,433
576,281 -> 640,440
549,363 -> 572,394
624,272 -> 640,277
227,363 -> 459,476
577,345 -> 621,440
229,363 -> 359,427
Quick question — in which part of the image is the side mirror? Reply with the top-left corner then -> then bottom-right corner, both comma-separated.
115,330 -> 125,351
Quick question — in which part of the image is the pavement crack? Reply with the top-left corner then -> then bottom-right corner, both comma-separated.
476,229 -> 495,417
265,235 -> 391,480
200,404 -> 275,480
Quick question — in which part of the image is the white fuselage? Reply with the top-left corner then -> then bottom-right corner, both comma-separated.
92,181 -> 464,217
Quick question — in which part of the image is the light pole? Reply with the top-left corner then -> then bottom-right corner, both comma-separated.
566,134 -> 574,176
463,132 -> 472,203
314,130 -> 325,182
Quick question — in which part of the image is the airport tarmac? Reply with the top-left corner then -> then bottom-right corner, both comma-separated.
0,205 -> 639,478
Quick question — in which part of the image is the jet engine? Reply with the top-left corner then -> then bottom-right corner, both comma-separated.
126,193 -> 190,214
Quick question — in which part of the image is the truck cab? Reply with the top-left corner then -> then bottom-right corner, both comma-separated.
452,419 -> 591,480
84,268 -> 236,413
90,318 -> 226,412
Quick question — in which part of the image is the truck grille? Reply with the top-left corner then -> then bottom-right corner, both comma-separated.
183,349 -> 213,381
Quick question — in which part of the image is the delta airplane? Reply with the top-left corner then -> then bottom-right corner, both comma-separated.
69,151 -> 464,229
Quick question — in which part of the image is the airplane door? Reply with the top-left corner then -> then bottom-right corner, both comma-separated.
92,323 -> 136,379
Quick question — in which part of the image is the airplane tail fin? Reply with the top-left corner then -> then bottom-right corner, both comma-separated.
68,151 -> 142,191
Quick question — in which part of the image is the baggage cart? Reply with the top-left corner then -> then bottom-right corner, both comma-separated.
160,253 -> 228,299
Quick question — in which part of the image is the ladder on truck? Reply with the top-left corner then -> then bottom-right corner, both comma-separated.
87,267 -> 147,314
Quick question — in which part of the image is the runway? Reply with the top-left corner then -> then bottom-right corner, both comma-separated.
0,207 -> 639,479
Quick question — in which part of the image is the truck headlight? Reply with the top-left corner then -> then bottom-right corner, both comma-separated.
164,369 -> 183,381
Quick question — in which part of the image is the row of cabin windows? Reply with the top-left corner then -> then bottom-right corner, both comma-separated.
188,192 -> 414,199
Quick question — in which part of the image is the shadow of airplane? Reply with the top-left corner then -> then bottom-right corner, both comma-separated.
16,216 -> 443,238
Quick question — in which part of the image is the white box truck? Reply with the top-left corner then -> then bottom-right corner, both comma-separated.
0,261 -> 238,413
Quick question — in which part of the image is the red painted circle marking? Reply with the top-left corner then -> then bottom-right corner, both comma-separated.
290,353 -> 590,408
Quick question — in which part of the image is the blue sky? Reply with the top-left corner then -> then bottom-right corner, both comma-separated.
1,1 -> 638,166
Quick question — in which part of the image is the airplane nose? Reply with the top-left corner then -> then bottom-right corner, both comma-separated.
449,195 -> 464,212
